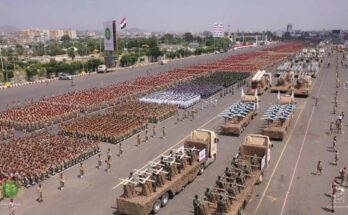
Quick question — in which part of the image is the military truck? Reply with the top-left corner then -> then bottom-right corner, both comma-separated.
247,70 -> 272,96
116,129 -> 218,215
194,134 -> 272,215
262,100 -> 296,140
220,95 -> 259,136
293,71 -> 312,97
271,71 -> 294,93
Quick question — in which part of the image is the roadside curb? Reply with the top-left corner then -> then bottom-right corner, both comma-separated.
0,72 -> 96,90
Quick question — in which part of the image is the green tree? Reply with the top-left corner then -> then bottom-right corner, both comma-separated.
61,35 -> 71,43
183,32 -> 194,43
67,48 -> 75,60
147,47 -> 162,62
15,44 -> 25,56
25,66 -> 39,80
86,59 -> 103,71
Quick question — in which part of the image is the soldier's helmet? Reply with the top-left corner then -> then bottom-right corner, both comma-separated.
195,194 -> 198,199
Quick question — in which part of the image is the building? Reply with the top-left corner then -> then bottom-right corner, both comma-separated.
286,24 -> 293,33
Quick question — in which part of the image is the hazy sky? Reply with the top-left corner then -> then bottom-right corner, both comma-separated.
0,0 -> 347,32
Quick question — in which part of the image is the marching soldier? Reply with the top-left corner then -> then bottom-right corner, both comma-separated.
162,126 -> 166,139
9,198 -> 15,215
37,184 -> 43,202
193,194 -> 201,215
97,154 -> 102,169
106,158 -> 111,172
334,151 -> 339,165
217,195 -> 225,215
118,143 -> 123,157
316,160 -> 323,175
339,167 -> 347,186
331,193 -> 336,213
144,130 -> 149,142
152,125 -> 156,137
79,163 -> 84,178
107,148 -> 112,162
331,180 -> 337,213
333,136 -> 337,152
136,134 -> 141,146
59,173 -> 65,190
330,122 -> 334,134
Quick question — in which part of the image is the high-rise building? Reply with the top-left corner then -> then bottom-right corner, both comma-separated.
286,24 -> 293,33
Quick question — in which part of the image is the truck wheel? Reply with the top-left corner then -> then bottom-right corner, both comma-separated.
152,199 -> 162,214
161,193 -> 170,207
198,164 -> 205,175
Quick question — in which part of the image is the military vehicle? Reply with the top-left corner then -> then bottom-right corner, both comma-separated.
271,71 -> 294,93
193,134 -> 272,215
262,97 -> 296,140
220,92 -> 259,136
293,71 -> 312,97
246,70 -> 272,96
116,129 -> 218,215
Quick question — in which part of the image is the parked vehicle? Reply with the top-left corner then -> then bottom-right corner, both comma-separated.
58,73 -> 73,80
97,64 -> 107,73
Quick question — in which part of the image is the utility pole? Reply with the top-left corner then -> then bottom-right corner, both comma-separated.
0,48 -> 4,76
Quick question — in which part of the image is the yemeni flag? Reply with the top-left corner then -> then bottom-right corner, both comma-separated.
120,17 -> 127,29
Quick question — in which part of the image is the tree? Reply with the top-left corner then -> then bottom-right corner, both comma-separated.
202,31 -> 213,38
61,35 -> 71,43
25,66 -> 38,80
67,48 -> 75,60
147,47 -> 162,62
86,59 -> 103,71
183,32 -> 194,43
15,44 -> 25,56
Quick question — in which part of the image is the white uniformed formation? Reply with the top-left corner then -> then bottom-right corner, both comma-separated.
139,90 -> 201,109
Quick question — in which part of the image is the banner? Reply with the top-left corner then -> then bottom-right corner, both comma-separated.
103,21 -> 114,51
213,22 -> 224,38
198,149 -> 206,162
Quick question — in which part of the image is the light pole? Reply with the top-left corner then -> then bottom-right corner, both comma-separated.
0,48 -> 5,81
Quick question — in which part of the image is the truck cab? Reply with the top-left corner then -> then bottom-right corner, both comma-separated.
184,129 -> 218,173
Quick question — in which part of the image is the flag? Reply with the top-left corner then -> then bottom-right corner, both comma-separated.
120,17 -> 127,29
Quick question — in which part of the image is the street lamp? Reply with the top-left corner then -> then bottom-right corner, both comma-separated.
0,47 -> 5,82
